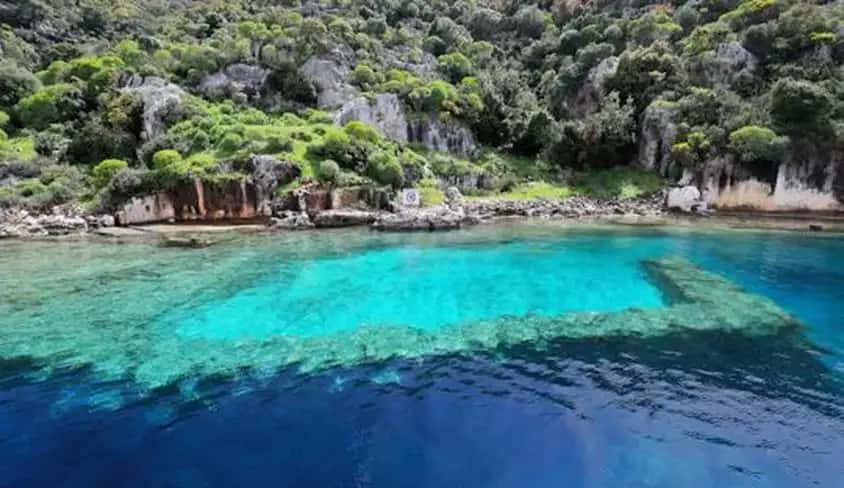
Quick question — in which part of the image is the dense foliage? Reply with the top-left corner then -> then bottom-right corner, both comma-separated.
0,0 -> 841,210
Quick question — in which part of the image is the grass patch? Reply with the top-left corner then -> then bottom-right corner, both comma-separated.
574,167 -> 664,199
491,182 -> 574,200
419,185 -> 445,206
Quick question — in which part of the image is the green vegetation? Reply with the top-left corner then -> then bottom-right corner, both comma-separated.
0,0 -> 841,211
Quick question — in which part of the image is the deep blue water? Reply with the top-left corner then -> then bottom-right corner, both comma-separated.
1,223 -> 843,487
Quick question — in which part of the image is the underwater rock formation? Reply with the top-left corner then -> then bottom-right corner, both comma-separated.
0,258 -> 803,392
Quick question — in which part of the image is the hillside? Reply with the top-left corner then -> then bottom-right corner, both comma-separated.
0,0 -> 842,214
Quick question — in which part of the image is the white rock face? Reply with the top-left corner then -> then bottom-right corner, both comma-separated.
121,76 -> 186,142
638,102 -> 678,176
334,94 -> 408,142
301,55 -> 358,109
407,116 -> 477,157
667,186 -> 707,213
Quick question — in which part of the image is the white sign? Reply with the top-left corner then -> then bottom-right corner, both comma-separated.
402,189 -> 421,208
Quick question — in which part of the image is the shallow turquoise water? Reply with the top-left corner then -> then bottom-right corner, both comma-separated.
168,237 -> 665,339
1,222 -> 843,487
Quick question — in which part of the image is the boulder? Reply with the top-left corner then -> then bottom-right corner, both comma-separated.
667,186 -> 707,213
445,186 -> 464,207
334,93 -> 408,142
269,211 -> 314,230
312,209 -> 377,228
121,75 -> 186,142
372,206 -> 470,232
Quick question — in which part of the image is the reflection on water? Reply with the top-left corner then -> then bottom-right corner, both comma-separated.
1,223 -> 843,487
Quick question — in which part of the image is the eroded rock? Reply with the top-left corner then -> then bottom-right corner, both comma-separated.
313,209 -> 377,228
121,75 -> 186,142
335,93 -> 408,142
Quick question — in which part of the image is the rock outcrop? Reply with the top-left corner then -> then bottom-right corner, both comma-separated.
240,155 -> 301,215
199,64 -> 269,103
407,116 -> 477,157
121,75 -> 186,142
334,94 -> 408,142
706,42 -> 758,88
373,206 -> 472,231
301,52 -> 358,109
667,186 -> 708,213
571,56 -> 619,117
313,209 -> 377,228
0,208 -> 89,238
699,146 -> 844,211
269,211 -> 314,230
638,101 -> 678,176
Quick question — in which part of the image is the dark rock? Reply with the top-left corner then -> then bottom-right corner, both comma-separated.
160,237 -> 215,249
199,64 -> 269,102
313,210 -> 377,228
241,155 -> 301,215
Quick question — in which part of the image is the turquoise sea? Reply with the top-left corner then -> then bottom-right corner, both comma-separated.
0,222 -> 843,487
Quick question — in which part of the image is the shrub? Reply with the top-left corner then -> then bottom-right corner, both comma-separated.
152,149 -> 183,169
368,151 -> 404,187
0,111 -> 9,128
217,133 -> 245,153
437,53 -> 474,84
728,126 -> 789,165
15,84 -> 82,130
770,78 -> 834,132
351,64 -> 382,90
317,159 -> 340,182
343,121 -> 380,143
0,60 -> 39,109
92,159 -> 129,189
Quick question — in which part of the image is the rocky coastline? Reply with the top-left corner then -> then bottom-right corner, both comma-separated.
4,185 -> 844,239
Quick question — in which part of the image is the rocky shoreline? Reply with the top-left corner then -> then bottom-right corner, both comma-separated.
4,188 -> 844,239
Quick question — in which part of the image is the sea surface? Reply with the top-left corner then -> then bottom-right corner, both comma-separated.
0,222 -> 842,487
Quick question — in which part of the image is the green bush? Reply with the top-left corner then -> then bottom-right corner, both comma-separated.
770,78 -> 834,132
343,121 -> 380,144
317,159 -> 340,182
368,151 -> 404,188
92,159 -> 129,189
0,60 -> 39,109
15,83 -> 82,130
152,149 -> 183,169
0,111 -> 9,128
437,53 -> 474,84
217,133 -> 245,153
728,126 -> 789,165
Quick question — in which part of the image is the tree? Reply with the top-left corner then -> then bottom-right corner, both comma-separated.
729,126 -> 789,166
770,78 -> 834,132
92,159 -> 129,189
0,60 -> 39,109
